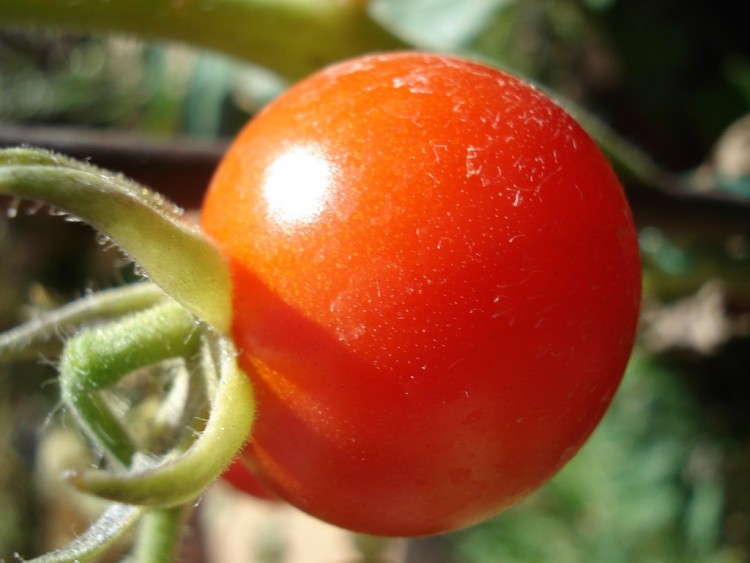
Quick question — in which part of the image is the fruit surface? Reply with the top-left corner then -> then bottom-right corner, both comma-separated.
202,52 -> 641,536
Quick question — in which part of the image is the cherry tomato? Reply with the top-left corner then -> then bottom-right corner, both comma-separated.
222,457 -> 281,502
201,52 -> 641,536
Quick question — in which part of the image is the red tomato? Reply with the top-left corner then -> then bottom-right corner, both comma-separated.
201,52 -> 641,536
222,457 -> 281,502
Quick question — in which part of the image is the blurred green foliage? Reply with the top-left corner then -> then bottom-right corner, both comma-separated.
452,352 -> 738,563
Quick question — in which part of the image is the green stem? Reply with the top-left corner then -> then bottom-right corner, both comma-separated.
69,334 -> 255,507
26,503 -> 144,563
0,148 -> 232,333
59,300 -> 199,464
0,0 -> 407,80
73,392 -> 138,466
144,351 -> 211,456
0,282 -> 165,362
132,506 -> 190,563
61,301 -> 198,392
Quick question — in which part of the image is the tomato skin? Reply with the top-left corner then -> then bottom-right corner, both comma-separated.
202,52 -> 641,536
222,457 -> 281,502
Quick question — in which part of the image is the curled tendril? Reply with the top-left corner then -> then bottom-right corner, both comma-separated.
66,330 -> 255,507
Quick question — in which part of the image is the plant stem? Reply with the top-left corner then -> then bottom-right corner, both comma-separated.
69,333 -> 255,507
0,282 -> 165,362
0,148 -> 232,333
132,506 -> 190,563
59,300 -> 199,465
0,0 -> 407,80
26,503 -> 144,563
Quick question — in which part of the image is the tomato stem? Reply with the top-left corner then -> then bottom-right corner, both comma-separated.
132,506 -> 192,563
0,148 -> 232,334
